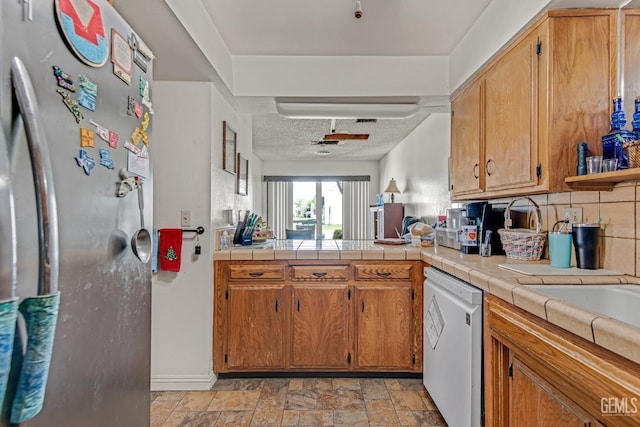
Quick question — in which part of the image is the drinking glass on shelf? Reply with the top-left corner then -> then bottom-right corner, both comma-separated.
602,158 -> 618,172
586,156 -> 602,174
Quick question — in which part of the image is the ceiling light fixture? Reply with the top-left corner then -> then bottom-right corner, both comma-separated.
276,102 -> 419,119
316,149 -> 331,156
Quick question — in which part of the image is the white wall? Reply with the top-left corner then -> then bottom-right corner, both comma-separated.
151,81 -> 257,390
379,113 -> 451,223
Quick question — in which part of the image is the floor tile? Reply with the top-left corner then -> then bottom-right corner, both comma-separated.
176,411 -> 220,427
175,391 -> 216,412
151,400 -> 180,426
156,391 -> 187,401
366,399 -> 400,425
214,410 -> 253,427
389,390 -> 428,411
298,409 -> 333,425
334,409 -> 369,424
360,378 -> 390,400
159,411 -> 186,427
317,389 -> 365,410
251,400 -> 284,425
332,378 -> 361,390
285,389 -> 319,410
281,409 -> 300,425
207,390 -> 261,411
150,376 -> 447,427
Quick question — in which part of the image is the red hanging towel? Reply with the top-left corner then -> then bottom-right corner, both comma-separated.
159,228 -> 183,272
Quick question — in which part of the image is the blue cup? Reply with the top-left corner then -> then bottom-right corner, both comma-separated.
549,232 -> 572,268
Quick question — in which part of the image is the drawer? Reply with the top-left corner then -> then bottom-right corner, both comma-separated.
291,265 -> 349,281
228,265 -> 285,281
354,264 -> 412,281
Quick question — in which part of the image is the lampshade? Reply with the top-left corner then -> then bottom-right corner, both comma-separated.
384,178 -> 401,203
384,178 -> 401,194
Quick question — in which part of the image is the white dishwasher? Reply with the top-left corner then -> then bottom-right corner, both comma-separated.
423,267 -> 483,427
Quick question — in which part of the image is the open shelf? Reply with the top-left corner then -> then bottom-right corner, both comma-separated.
565,168 -> 640,189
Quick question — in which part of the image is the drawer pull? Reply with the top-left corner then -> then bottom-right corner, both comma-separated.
312,272 -> 327,278
275,298 -> 278,313
376,272 -> 391,277
249,272 -> 264,277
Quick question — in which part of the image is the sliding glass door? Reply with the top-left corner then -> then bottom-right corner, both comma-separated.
266,176 -> 369,240
292,181 -> 342,239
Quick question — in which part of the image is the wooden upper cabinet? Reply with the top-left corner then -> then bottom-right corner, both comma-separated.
544,11 -> 614,190
451,9 -> 616,200
226,285 -> 286,369
291,285 -> 350,368
354,285 -> 413,369
484,29 -> 539,193
623,9 -> 640,129
450,80 -> 483,197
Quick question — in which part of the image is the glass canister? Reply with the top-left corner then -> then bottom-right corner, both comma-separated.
602,97 -> 635,169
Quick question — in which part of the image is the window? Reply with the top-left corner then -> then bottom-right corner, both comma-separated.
265,176 -> 369,240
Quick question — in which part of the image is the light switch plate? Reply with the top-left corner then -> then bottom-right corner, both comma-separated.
181,210 -> 191,227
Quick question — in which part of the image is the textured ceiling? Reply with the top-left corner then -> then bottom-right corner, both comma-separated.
252,110 -> 432,161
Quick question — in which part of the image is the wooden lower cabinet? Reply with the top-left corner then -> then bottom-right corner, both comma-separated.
485,294 -> 640,427
354,285 -> 413,369
226,285 -> 287,369
291,285 -> 350,368
214,260 -> 423,373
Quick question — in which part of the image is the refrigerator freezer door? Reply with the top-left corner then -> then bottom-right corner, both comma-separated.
1,0 -> 152,425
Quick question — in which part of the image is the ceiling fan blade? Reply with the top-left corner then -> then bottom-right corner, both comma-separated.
323,133 -> 369,141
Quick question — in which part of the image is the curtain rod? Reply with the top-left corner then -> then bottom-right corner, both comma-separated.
263,175 -> 370,182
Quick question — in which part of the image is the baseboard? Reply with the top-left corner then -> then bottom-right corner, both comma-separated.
151,372 -> 217,391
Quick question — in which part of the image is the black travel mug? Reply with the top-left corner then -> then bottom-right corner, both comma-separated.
571,223 -> 601,269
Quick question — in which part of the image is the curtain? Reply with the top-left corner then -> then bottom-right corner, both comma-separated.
267,181 -> 293,239
342,180 -> 370,240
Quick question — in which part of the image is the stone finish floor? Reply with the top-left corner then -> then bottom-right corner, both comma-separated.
151,377 -> 447,426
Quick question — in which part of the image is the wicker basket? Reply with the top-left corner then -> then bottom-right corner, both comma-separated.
498,196 -> 547,261
625,143 -> 640,168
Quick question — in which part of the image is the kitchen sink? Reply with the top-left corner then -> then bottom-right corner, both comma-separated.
524,285 -> 640,328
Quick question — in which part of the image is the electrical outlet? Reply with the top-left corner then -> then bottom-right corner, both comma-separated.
181,210 -> 191,227
562,208 -> 582,223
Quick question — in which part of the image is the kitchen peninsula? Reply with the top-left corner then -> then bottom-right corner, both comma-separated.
214,240 -> 640,425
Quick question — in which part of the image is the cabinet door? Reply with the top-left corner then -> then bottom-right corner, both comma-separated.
451,80 -> 483,198
354,285 -> 413,369
511,357 -> 603,427
484,30 -> 539,192
291,285 -> 350,368
226,285 -> 286,369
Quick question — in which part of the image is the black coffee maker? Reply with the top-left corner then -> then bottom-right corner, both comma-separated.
461,202 -> 506,255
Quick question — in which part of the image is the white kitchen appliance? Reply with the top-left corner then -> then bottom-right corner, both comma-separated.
423,267 -> 483,427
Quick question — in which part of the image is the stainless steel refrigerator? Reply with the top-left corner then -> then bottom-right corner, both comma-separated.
0,0 -> 152,425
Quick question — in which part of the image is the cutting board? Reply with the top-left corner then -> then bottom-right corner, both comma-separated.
499,263 -> 622,276
374,239 -> 409,245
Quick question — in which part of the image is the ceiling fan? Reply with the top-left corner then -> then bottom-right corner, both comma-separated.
311,118 -> 369,145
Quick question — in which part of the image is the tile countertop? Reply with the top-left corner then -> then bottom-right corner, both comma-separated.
213,239 -> 640,366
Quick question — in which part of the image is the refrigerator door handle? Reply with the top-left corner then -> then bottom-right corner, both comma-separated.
11,56 -> 59,296
0,128 -> 17,301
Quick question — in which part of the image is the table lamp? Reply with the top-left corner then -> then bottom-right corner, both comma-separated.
384,178 -> 401,203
